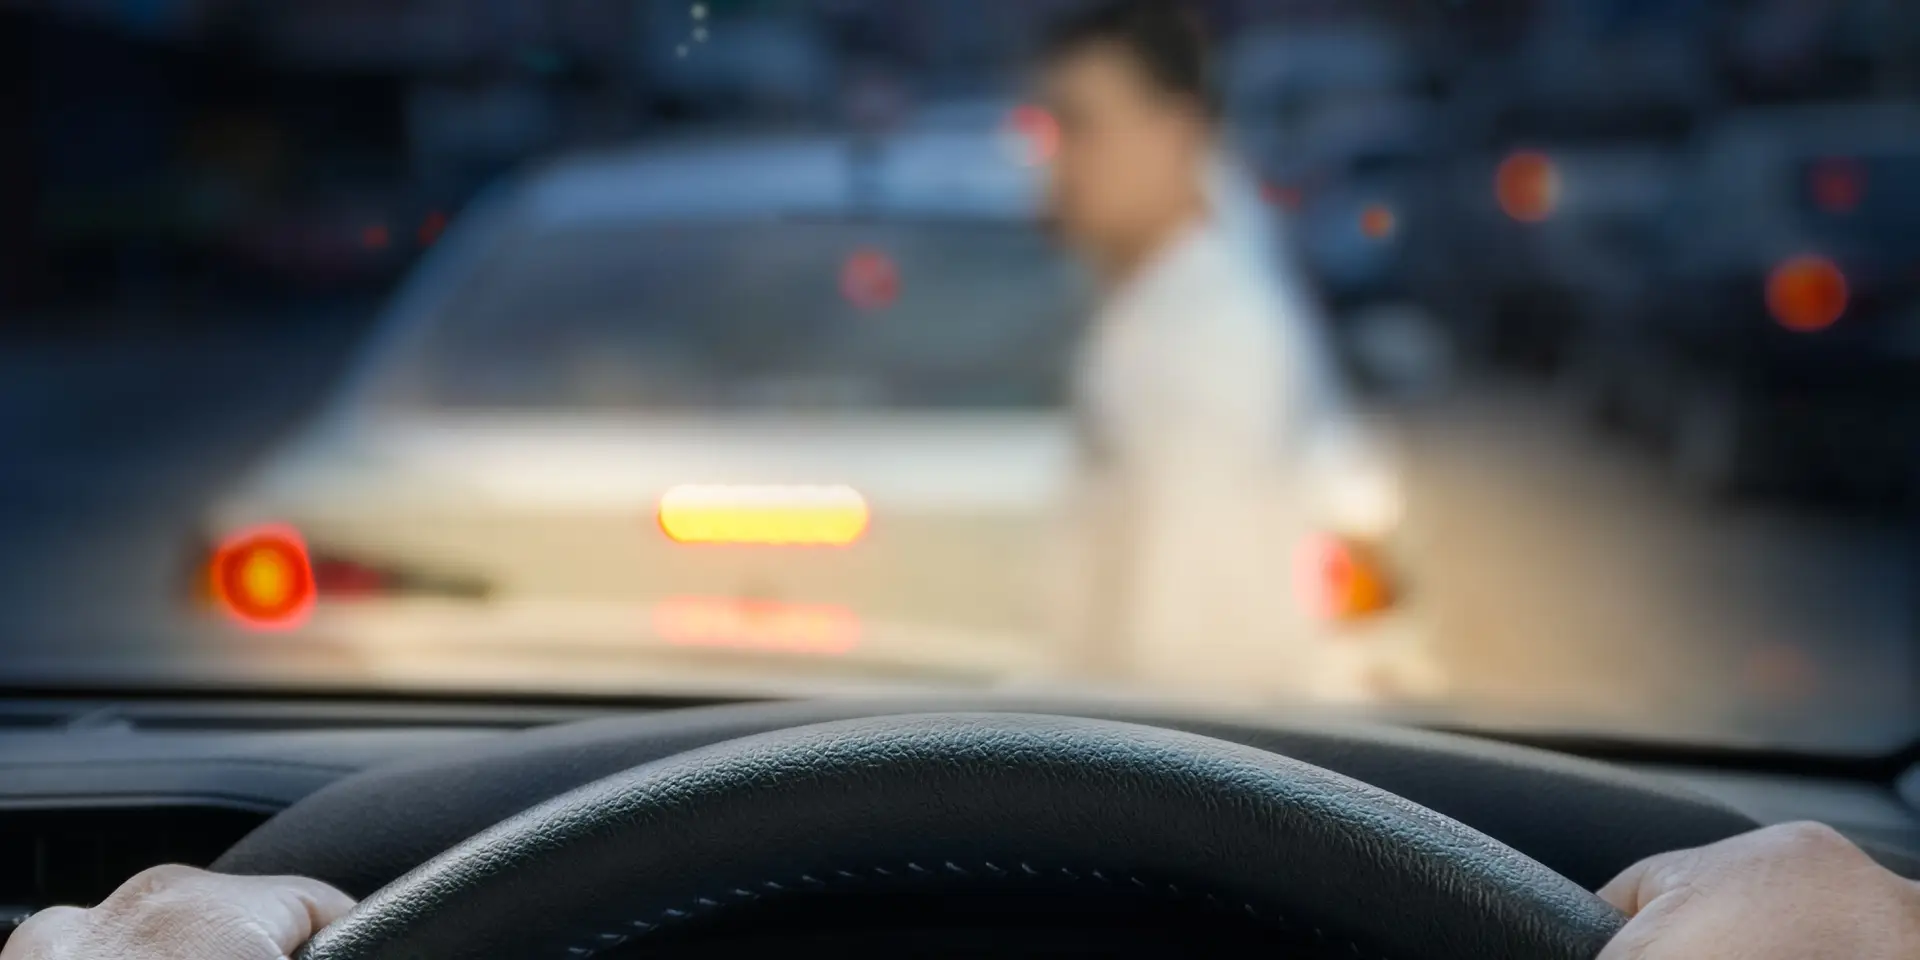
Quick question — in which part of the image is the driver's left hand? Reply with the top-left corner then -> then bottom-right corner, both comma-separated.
1,865 -> 354,960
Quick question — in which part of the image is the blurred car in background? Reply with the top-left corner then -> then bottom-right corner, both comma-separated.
1271,100 -> 1456,399
1222,23 -> 1419,170
1219,26 -> 1447,398
1285,99 -> 1432,318
1419,142 -> 1681,374
1414,26 -> 1710,374
1567,104 -> 1920,501
185,111 -> 1430,702
223,185 -> 453,295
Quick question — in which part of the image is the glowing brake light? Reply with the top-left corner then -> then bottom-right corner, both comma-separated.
1496,151 -> 1561,223
1767,255 -> 1849,333
658,485 -> 870,546
208,524 -> 315,631
1292,534 -> 1392,624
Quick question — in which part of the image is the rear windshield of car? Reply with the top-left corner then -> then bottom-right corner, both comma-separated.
376,220 -> 1087,412
1795,153 -> 1920,250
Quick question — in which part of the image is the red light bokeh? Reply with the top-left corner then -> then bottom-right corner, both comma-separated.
209,524 -> 316,631
1262,181 -> 1304,210
840,248 -> 900,311
1360,204 -> 1397,239
1004,105 -> 1060,166
418,211 -> 448,246
1810,158 -> 1866,214
1496,151 -> 1560,223
1767,255 -> 1849,333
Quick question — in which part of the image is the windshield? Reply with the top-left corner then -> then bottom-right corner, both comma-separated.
7,0 -> 1918,757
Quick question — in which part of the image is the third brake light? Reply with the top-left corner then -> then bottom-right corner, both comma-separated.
658,484 -> 870,546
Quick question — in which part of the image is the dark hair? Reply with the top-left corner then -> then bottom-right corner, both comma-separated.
1040,0 -> 1219,117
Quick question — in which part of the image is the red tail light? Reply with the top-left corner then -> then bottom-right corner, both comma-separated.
208,524 -> 315,631
1767,255 -> 1848,333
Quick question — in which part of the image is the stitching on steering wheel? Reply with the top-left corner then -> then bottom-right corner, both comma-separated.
557,861 -> 1386,959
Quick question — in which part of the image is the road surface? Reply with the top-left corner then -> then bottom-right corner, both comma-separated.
1396,388 -> 1915,751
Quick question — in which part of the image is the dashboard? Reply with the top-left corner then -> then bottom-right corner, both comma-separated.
0,694 -> 1914,942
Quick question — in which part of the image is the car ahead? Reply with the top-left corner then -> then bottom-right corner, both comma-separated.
185,120 -> 1436,705
1570,105 -> 1920,500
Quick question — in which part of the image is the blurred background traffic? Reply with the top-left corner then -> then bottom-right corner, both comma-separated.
2,0 -> 1917,754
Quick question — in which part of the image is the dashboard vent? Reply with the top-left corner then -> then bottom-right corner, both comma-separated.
0,806 -> 268,909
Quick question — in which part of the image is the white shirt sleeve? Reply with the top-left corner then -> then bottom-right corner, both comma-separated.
1096,292 -> 1295,666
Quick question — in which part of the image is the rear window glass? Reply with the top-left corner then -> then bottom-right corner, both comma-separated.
377,220 -> 1087,412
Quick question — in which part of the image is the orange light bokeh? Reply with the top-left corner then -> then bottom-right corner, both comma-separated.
209,524 -> 316,631
1292,534 -> 1392,623
1495,151 -> 1561,223
1359,204 -> 1398,240
361,224 -> 391,250
1767,256 -> 1849,333
658,484 -> 870,546
652,597 -> 860,655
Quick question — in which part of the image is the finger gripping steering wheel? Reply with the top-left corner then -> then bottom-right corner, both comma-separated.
296,714 -> 1624,959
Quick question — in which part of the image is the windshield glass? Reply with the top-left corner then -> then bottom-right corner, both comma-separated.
7,0 -> 1918,757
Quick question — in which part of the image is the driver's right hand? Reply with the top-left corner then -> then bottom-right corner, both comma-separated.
1598,821 -> 1920,959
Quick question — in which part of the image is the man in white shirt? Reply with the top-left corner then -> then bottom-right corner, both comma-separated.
1037,0 -> 1358,700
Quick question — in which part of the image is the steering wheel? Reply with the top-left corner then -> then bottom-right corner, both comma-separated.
295,713 -> 1625,960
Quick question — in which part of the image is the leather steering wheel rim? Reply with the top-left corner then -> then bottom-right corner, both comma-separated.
296,713 -> 1625,960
